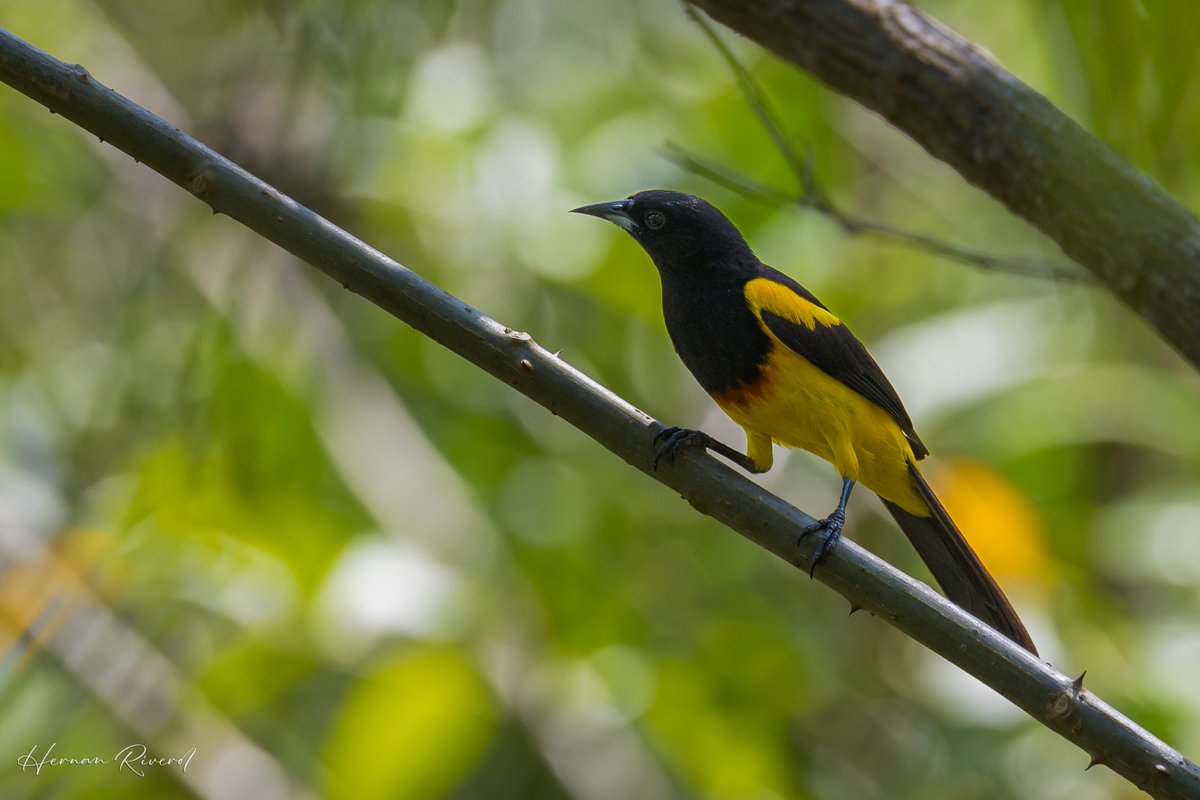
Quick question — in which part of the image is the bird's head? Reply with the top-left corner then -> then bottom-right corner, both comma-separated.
571,190 -> 755,279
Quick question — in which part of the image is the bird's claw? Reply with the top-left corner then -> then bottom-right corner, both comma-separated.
653,426 -> 708,471
798,509 -> 845,578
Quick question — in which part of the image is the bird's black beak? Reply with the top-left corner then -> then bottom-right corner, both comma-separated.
570,199 -> 636,232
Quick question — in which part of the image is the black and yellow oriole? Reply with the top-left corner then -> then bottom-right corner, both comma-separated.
572,190 -> 1037,654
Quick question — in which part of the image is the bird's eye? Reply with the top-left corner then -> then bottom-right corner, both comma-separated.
645,210 -> 666,230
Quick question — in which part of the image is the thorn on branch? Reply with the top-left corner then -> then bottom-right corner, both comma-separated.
1086,753 -> 1106,771
678,4 -> 1088,284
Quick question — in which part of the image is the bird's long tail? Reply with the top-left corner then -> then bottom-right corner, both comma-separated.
881,462 -> 1038,655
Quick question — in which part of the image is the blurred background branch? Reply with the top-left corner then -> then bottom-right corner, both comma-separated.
665,143 -> 1088,282
0,531 -> 311,799
687,0 -> 1200,372
672,4 -> 1088,283
3,23 -> 1200,800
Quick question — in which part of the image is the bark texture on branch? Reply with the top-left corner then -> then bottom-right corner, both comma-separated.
688,0 -> 1200,370
2,24 -> 1200,800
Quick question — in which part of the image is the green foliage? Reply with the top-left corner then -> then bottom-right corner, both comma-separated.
324,646 -> 497,799
2,1 -> 1199,798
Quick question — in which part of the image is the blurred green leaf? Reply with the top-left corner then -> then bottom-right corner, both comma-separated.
323,645 -> 496,800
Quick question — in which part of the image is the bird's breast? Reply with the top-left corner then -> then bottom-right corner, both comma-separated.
661,280 -> 772,396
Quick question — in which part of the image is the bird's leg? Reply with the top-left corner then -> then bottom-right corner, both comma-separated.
653,426 -> 768,474
800,477 -> 855,577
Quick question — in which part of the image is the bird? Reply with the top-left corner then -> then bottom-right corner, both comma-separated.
571,189 -> 1037,654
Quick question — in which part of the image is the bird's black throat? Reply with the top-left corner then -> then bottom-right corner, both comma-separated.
659,271 -> 771,397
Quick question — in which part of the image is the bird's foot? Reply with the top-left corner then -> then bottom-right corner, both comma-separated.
798,509 -> 845,578
653,426 -> 710,471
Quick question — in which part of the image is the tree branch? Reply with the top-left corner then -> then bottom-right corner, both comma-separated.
673,4 -> 1088,283
686,0 -> 1200,371
2,26 -> 1197,799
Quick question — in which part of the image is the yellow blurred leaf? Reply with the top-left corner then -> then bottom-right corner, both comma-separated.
323,645 -> 496,800
930,458 -> 1052,583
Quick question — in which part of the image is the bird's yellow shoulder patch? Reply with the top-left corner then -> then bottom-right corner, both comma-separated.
743,277 -> 840,332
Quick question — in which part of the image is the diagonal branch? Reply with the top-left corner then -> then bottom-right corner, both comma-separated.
1,26 -> 1197,800
686,0 -> 1200,372
679,3 -> 1087,283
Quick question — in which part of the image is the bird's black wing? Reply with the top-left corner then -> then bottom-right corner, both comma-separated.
746,269 -> 928,459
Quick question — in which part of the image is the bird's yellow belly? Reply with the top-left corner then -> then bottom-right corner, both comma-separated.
715,344 -> 926,514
